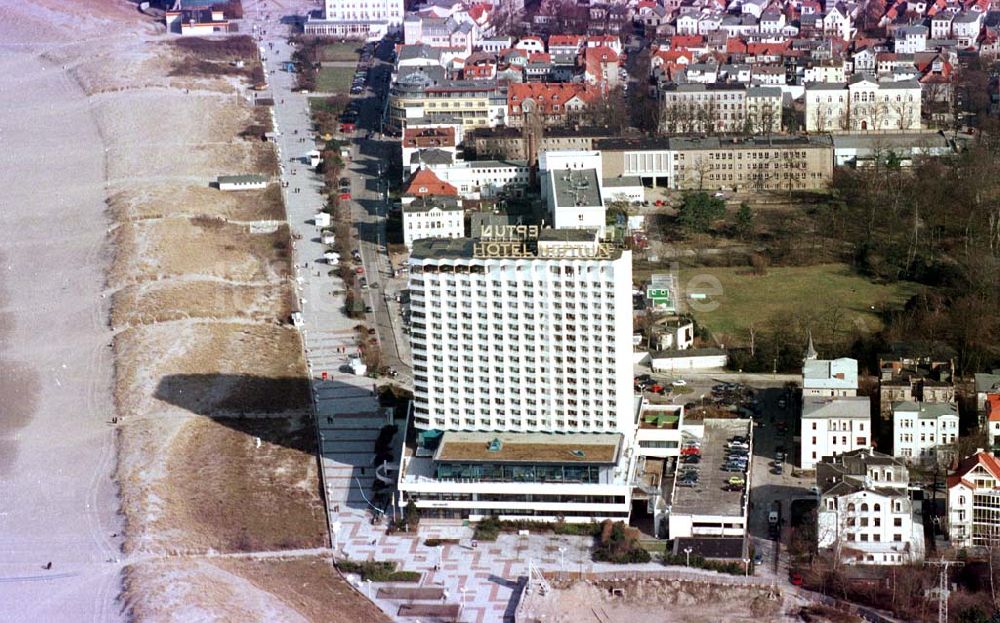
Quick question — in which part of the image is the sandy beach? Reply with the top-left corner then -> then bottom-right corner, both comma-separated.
0,14 -> 128,623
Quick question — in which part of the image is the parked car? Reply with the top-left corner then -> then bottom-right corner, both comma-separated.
672,379 -> 687,386
677,479 -> 697,488
680,446 -> 700,456
773,464 -> 783,475
728,476 -> 745,486
681,455 -> 701,464
789,572 -> 803,586
365,305 -> 373,313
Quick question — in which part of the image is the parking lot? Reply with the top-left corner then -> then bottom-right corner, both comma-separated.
672,419 -> 752,520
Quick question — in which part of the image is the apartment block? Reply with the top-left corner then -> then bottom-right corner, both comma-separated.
816,449 -> 924,564
801,396 -> 872,470
659,83 -> 782,134
948,450 -> 1000,548
892,402 -> 959,462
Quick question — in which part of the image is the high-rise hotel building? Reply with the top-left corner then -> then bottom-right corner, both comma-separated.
408,229 -> 634,434
396,228 -> 639,522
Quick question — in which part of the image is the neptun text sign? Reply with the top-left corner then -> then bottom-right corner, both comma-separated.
472,241 -> 616,259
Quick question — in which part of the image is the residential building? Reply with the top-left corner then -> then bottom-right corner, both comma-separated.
975,371 -> 1000,418
805,75 -> 922,132
420,158 -> 531,200
951,11 -> 984,48
506,83 -> 600,127
397,232 -> 637,522
816,449 -> 924,564
895,25 -> 929,54
402,197 -> 465,249
583,46 -> 621,88
466,126 -> 616,160
304,0 -> 404,39
892,402 -> 959,461
948,450 -> 1000,548
800,396 -> 871,470
877,343 -> 955,419
659,84 -> 782,134
804,356 -> 859,397
986,396 -> 1000,452
388,69 -> 506,131
403,167 -> 459,200
401,127 -> 458,174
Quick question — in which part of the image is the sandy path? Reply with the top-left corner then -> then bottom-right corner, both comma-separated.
0,39 -> 124,623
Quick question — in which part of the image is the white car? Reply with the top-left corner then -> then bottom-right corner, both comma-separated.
672,379 -> 687,386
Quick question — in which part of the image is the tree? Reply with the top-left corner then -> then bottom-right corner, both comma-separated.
734,202 -> 755,239
677,192 -> 725,232
404,499 -> 420,530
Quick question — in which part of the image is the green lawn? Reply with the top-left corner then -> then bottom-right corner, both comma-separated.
678,263 -> 920,343
318,42 -> 361,62
315,66 -> 355,93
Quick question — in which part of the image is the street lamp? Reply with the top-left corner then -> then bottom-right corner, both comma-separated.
684,547 -> 693,566
743,558 -> 751,577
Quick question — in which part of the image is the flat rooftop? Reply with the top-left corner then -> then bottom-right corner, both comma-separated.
671,419 -> 751,518
435,431 -> 622,464
551,168 -> 602,208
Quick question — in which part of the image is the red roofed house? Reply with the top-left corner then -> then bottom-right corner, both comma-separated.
583,45 -> 621,88
987,395 -> 1000,449
586,35 -> 622,55
948,449 -> 1000,547
506,82 -> 600,126
402,127 -> 458,173
404,168 -> 459,198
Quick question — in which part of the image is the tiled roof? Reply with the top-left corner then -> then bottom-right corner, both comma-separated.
405,168 -> 458,197
507,82 -> 600,115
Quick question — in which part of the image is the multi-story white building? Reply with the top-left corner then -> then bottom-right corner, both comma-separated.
805,75 -> 922,132
800,396 -> 872,470
304,0 -> 404,39
397,231 -> 636,521
948,450 -> 1000,548
659,84 -> 782,134
540,150 -> 607,236
816,449 -> 924,564
402,197 -> 464,250
894,25 -> 928,54
418,158 -> 531,200
803,357 -> 859,397
892,401 -> 959,462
